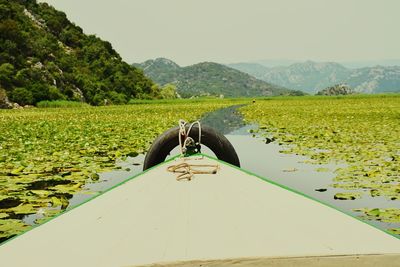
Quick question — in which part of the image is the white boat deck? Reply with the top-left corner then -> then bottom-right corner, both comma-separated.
1,155 -> 399,267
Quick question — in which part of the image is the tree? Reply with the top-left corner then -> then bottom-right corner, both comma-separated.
160,83 -> 177,99
60,27 -> 82,47
29,83 -> 50,103
108,91 -> 127,104
0,2 -> 12,19
0,19 -> 22,43
48,86 -> 65,100
45,12 -> 67,36
0,63 -> 14,89
92,91 -> 106,106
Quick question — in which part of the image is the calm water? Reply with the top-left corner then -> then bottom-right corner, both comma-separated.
24,105 -> 400,234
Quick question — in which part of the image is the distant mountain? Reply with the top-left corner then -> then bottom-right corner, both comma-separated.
261,61 -> 351,93
227,63 -> 270,78
0,0 -> 158,107
235,59 -> 400,69
251,59 -> 302,68
228,61 -> 400,94
346,66 -> 400,93
134,58 -> 299,98
339,60 -> 400,69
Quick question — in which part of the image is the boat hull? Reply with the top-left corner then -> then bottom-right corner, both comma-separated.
1,155 -> 399,266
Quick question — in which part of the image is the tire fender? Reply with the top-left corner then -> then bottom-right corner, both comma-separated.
143,125 -> 240,170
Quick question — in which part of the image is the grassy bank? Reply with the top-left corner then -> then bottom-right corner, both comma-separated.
36,100 -> 91,108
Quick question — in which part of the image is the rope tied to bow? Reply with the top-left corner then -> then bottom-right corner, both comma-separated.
168,120 -> 219,181
167,162 -> 220,181
178,119 -> 201,156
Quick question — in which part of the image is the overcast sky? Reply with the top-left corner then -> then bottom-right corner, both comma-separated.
38,0 -> 400,66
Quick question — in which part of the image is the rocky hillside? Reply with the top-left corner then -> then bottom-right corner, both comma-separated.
345,66 -> 400,94
133,58 -> 300,98
228,61 -> 400,94
0,0 -> 158,107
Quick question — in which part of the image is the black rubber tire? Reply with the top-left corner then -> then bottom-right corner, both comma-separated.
143,125 -> 240,170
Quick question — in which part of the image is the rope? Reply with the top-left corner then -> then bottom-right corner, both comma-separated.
178,119 -> 201,156
167,162 -> 219,181
172,120 -> 212,181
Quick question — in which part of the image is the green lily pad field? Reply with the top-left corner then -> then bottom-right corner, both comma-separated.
241,95 -> 400,233
0,100 -> 235,242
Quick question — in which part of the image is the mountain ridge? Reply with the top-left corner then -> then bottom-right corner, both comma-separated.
228,61 -> 400,94
133,58 -> 302,98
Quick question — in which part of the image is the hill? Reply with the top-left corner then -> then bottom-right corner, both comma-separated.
133,58 -> 299,98
0,0 -> 158,107
228,61 -> 400,94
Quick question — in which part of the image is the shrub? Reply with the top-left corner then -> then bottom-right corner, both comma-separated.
108,91 -> 127,104
9,87 -> 33,105
48,86 -> 65,100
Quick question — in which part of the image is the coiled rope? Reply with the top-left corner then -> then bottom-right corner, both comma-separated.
167,162 -> 220,181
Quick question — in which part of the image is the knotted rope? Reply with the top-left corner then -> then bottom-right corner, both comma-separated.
169,120 -> 219,181
178,119 -> 201,156
167,162 -> 219,181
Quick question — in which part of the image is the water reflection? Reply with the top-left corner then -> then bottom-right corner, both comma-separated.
200,104 -> 246,134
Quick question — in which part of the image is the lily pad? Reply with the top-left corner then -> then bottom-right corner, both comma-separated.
354,208 -> 400,223
51,196 -> 69,209
0,197 -> 22,209
334,192 -> 362,200
315,188 -> 327,192
7,204 -> 38,215
315,167 -> 330,172
0,219 -> 30,242
388,228 -> 400,235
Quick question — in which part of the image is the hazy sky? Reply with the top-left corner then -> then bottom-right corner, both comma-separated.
38,0 -> 400,66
